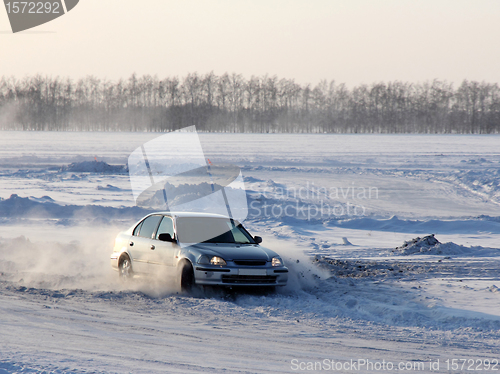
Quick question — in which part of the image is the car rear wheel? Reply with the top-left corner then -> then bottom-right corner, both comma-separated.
119,255 -> 133,281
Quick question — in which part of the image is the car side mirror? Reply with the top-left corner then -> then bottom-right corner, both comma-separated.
254,236 -> 262,244
158,233 -> 175,242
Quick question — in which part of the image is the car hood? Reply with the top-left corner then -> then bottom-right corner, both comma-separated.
181,242 -> 279,261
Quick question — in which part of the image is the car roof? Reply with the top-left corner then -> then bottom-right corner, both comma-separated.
149,211 -> 230,219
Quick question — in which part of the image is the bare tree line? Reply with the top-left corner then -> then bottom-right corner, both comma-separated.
0,73 -> 499,133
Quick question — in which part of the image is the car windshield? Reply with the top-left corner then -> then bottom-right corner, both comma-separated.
176,217 -> 255,244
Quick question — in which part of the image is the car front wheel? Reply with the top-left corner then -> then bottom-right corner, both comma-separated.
179,260 -> 195,293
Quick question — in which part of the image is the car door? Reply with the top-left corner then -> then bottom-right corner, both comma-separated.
148,215 -> 177,268
128,215 -> 162,273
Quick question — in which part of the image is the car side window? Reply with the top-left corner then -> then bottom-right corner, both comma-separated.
156,216 -> 174,240
138,215 -> 162,239
133,221 -> 143,236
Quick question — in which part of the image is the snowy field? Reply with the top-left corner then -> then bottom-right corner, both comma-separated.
1,131 -> 500,373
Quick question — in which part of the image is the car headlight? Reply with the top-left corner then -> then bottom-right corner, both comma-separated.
198,255 -> 210,265
210,256 -> 227,266
272,257 -> 283,267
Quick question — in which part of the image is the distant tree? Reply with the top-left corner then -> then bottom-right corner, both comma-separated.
0,73 -> 499,134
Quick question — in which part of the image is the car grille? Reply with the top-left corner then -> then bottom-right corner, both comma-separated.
221,275 -> 277,285
233,260 -> 267,266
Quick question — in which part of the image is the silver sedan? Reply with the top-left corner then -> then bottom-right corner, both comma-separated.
110,212 -> 288,291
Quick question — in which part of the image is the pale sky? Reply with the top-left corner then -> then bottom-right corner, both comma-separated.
1,0 -> 500,86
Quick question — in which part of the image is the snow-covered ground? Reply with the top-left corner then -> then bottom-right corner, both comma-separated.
1,131 -> 500,373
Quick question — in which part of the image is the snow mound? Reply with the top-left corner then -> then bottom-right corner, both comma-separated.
0,194 -> 148,220
394,234 -> 440,254
243,176 -> 262,183
266,179 -> 281,187
342,237 -> 352,245
392,234 -> 492,256
24,195 -> 56,203
61,161 -> 126,173
96,184 -> 122,191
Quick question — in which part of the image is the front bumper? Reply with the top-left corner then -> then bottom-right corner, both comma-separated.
194,266 -> 288,287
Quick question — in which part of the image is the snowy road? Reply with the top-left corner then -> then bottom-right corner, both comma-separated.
0,283 -> 496,374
